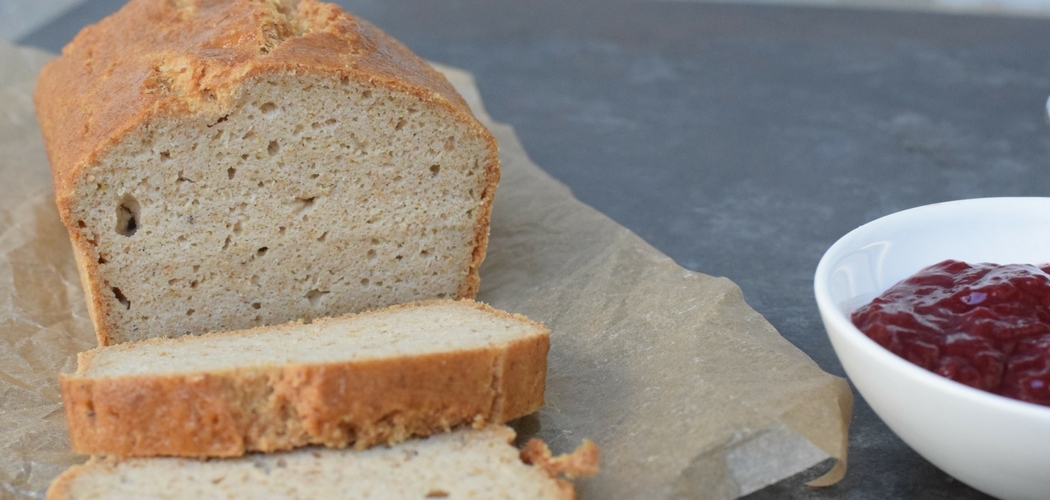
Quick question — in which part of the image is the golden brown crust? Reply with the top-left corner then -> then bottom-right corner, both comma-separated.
521,438 -> 600,500
34,0 -> 499,344
521,439 -> 600,479
61,300 -> 547,458
35,0 -> 488,201
67,237 -> 106,344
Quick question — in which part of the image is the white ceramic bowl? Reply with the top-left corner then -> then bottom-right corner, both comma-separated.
814,197 -> 1050,500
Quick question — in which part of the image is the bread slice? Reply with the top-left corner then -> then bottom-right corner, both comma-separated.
59,300 -> 547,458
34,0 -> 499,345
47,426 -> 590,500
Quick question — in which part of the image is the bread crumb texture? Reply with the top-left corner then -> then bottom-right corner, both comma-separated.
34,0 -> 499,345
47,427 -> 578,500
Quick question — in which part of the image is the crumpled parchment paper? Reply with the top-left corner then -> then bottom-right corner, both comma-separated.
0,39 -> 851,500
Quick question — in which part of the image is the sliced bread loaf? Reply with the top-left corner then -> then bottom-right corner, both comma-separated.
34,0 -> 499,345
60,300 -> 547,458
47,426 -> 595,500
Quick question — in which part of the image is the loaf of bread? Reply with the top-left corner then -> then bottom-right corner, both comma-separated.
47,426 -> 596,500
60,300 -> 548,458
34,0 -> 500,345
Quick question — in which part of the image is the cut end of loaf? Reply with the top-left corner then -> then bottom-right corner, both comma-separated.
36,0 -> 499,345
66,70 -> 495,345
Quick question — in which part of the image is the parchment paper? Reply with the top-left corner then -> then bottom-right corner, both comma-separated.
0,39 -> 851,500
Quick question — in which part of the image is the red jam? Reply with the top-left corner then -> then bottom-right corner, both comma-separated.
851,259 -> 1050,407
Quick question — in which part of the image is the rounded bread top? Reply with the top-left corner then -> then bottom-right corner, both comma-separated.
34,0 -> 487,210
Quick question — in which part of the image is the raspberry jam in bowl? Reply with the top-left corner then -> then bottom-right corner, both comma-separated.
852,259 -> 1050,407
814,198 -> 1050,500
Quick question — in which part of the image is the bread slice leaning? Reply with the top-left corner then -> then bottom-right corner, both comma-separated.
35,0 -> 500,346
59,300 -> 548,458
47,426 -> 584,500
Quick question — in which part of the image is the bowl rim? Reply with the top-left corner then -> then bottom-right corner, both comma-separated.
814,196 -> 1050,418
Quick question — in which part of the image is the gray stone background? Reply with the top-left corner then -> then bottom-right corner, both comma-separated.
5,0 -> 1050,41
